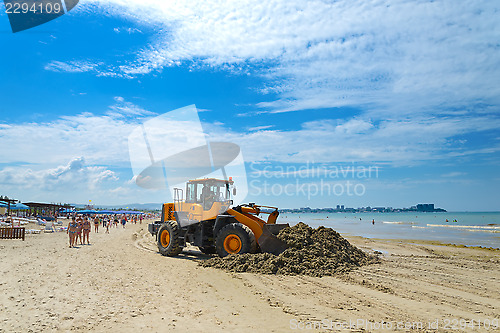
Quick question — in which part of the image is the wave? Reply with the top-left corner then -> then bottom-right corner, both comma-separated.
426,224 -> 500,233
383,221 -> 415,225
427,224 -> 500,230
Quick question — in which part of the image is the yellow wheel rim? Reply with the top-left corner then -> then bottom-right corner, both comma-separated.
223,235 -> 242,254
160,229 -> 170,248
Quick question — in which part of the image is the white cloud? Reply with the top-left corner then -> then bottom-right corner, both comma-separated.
44,60 -> 103,73
113,27 -> 143,34
0,98 -> 159,169
1,103 -> 498,179
442,172 -> 467,178
207,114 -> 500,164
106,96 -> 157,118
0,157 -> 118,191
70,0 -> 500,115
1,107 -> 498,204
248,125 -> 274,132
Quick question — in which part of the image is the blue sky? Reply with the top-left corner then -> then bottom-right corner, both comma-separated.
0,0 -> 499,211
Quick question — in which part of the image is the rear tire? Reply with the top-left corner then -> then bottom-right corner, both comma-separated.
157,221 -> 183,256
216,223 -> 257,257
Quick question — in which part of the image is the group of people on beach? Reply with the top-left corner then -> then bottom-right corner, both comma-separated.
66,213 -> 145,248
67,216 -> 91,247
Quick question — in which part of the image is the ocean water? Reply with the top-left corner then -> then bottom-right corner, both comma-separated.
278,212 -> 500,248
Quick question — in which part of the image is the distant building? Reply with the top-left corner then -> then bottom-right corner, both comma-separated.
341,205 -> 344,210
417,204 -> 435,212
336,205 -> 340,210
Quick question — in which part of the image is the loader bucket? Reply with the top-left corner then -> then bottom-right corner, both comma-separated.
257,224 -> 289,256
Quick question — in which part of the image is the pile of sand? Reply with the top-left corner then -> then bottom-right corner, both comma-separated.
200,222 -> 380,277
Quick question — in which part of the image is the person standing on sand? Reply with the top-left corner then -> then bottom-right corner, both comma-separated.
94,216 -> 99,233
121,214 -> 127,228
67,217 -> 78,248
82,217 -> 91,245
106,218 -> 111,234
76,216 -> 83,245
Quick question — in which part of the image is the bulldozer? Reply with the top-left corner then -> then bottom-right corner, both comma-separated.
148,178 -> 289,257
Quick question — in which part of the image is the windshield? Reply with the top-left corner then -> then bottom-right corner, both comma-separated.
185,182 -> 231,204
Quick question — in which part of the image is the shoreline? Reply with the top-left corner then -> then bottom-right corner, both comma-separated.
347,236 -> 500,251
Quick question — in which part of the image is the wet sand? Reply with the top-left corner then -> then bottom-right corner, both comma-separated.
0,220 -> 499,332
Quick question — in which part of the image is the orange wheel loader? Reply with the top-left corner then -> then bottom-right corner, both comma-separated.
148,178 -> 289,257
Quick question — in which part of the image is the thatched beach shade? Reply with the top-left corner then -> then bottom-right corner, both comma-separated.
24,202 -> 74,217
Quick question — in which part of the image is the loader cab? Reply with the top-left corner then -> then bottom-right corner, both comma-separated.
185,178 -> 234,211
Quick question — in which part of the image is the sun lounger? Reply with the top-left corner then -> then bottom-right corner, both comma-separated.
44,222 -> 56,233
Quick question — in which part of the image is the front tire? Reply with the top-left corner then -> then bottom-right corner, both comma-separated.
216,223 -> 257,257
157,221 -> 183,256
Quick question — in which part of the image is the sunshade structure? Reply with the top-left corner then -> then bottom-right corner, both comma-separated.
77,209 -> 98,215
10,203 -> 29,210
96,210 -> 120,214
24,202 -> 74,217
94,210 -> 144,215
0,198 -> 19,215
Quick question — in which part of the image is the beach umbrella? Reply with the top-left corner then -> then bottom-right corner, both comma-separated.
112,210 -> 142,215
10,203 -> 29,210
78,209 -> 98,214
96,210 -> 117,214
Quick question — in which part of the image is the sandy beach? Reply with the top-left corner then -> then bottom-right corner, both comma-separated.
1,220 -> 499,332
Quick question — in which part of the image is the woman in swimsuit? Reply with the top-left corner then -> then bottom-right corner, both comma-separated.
67,217 -> 78,248
82,217 -> 91,245
76,216 -> 83,245
94,216 -> 99,233
106,217 -> 111,234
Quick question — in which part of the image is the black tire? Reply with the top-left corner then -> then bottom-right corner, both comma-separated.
216,223 -> 257,257
199,246 -> 217,255
157,221 -> 183,256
